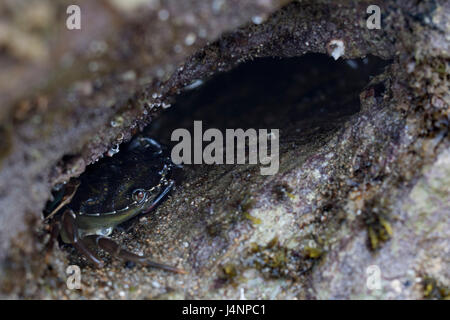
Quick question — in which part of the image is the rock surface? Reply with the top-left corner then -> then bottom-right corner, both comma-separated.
0,0 -> 448,299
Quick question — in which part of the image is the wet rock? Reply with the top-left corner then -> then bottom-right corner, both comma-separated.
0,0 -> 449,299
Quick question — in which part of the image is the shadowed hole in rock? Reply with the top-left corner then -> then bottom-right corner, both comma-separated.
147,53 -> 389,165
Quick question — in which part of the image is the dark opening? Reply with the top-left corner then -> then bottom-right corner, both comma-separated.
146,53 -> 389,159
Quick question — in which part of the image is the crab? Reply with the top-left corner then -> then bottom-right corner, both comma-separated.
45,136 -> 185,273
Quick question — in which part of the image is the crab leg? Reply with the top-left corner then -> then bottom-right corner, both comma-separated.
44,217 -> 62,264
61,210 -> 104,268
44,180 -> 80,221
46,217 -> 61,251
91,235 -> 186,274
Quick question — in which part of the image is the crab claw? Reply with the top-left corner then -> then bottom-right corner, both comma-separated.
61,210 -> 104,268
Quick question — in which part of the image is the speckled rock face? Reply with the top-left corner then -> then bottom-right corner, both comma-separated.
0,0 -> 449,299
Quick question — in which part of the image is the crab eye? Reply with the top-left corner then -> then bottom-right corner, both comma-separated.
132,189 -> 146,203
